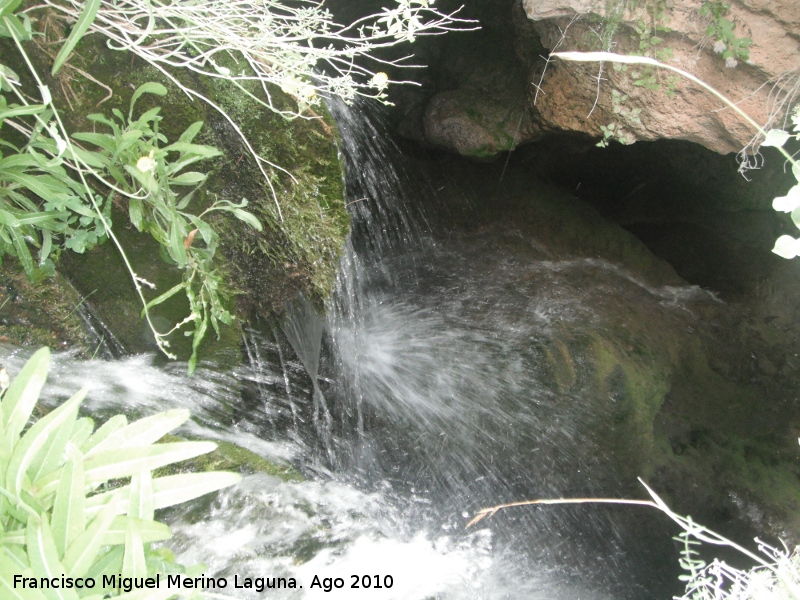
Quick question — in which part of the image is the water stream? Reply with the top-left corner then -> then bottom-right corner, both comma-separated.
1,100 -> 736,599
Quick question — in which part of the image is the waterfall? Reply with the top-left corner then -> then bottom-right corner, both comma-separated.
3,98 -> 742,600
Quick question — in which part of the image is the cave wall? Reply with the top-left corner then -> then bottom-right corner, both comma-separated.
398,0 -> 800,157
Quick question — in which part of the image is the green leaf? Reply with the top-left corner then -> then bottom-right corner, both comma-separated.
0,561 -> 46,600
51,447 -> 85,557
128,470 -> 154,521
67,146 -> 107,169
188,311 -> 209,375
85,471 -> 241,516
230,208 -> 262,231
122,522 -> 146,579
141,283 -> 186,317
168,217 -> 187,267
15,212 -> 65,228
135,106 -> 161,125
762,128 -> 791,148
27,514 -> 80,600
102,516 -> 171,545
2,544 -> 29,568
38,442 -> 217,496
27,402 -> 75,483
129,83 -> 167,120
0,0 -> 25,18
51,0 -> 101,75
170,171 -> 206,186
84,546 -> 123,584
6,387 -> 86,497
9,228 -> 36,277
84,409 -> 190,458
1,14 -> 31,41
0,103 -> 45,120
62,494 -> 121,578
178,121 -> 204,144
80,415 -> 126,454
1,347 -> 49,448
4,172 -> 65,201
163,142 -> 223,158
128,198 -> 143,230
186,214 -> 215,246
71,132 -> 116,153
69,417 -> 93,448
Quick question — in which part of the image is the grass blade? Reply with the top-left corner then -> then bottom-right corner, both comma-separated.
51,0 -> 101,76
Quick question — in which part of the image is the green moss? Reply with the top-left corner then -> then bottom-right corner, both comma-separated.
158,434 -> 303,482
542,339 -> 577,392
0,259 -> 95,354
590,333 -> 671,478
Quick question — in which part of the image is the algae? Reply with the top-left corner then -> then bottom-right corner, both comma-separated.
158,434 -> 303,482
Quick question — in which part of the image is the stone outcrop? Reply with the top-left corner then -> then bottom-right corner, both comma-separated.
412,0 -> 800,157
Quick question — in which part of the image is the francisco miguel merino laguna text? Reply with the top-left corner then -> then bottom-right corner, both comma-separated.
13,574 -> 298,593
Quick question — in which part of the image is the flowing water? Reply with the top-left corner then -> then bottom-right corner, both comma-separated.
1,101 -> 735,599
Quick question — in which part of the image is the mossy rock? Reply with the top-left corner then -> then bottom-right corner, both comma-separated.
6,29 -> 348,358
158,434 -> 303,482
0,260 -> 96,354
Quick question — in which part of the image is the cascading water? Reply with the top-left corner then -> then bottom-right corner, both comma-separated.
4,99 -> 739,599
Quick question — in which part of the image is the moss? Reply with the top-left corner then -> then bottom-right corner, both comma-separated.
158,434 -> 303,482
542,339 -> 577,392
208,74 -> 348,314
589,333 -> 672,479
0,259 -> 95,354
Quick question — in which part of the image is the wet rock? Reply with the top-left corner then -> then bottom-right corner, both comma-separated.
408,0 -> 800,156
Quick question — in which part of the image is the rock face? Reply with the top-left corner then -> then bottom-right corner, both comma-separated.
412,0 -> 800,157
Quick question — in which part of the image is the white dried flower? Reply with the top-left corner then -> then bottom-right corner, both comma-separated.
725,56 -> 738,68
136,151 -> 156,173
370,72 -> 390,90
712,40 -> 727,54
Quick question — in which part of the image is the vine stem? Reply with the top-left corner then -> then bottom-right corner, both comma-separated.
551,51 -> 798,169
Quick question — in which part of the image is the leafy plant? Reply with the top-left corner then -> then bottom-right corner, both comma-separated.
0,95 -> 110,281
71,82 -> 262,372
597,121 -> 635,147
0,0 -> 473,372
700,1 -> 752,67
37,0 -> 475,220
630,0 -> 672,61
0,347 -> 241,598
0,43 -> 261,371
